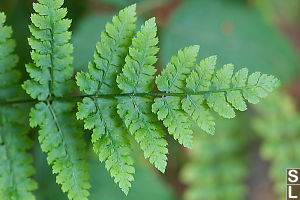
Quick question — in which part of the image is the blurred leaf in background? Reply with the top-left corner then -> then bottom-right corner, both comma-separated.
181,116 -> 250,200
161,0 -> 299,83
253,92 -> 300,199
255,0 -> 300,26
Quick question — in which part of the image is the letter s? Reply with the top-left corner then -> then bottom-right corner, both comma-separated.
288,170 -> 298,183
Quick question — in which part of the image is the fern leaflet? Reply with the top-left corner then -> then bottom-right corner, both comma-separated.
76,5 -> 137,195
181,56 -> 280,135
0,12 -> 37,200
153,46 -> 199,148
117,17 -> 169,173
22,1 -> 90,199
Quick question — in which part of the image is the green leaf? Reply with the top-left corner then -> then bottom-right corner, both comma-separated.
156,45 -> 199,93
184,55 -> 280,133
76,4 -> 137,194
207,92 -> 236,118
117,17 -> 159,93
207,64 -> 236,118
182,95 -> 215,135
23,1 -> 90,199
243,72 -> 281,104
152,96 -> 193,148
77,97 -> 135,195
227,68 -> 248,111
154,46 -> 199,148
23,0 -> 75,100
118,96 -> 168,172
30,102 -> 90,200
186,55 -> 217,92
22,80 -> 49,100
183,56 -> 216,134
117,18 -> 168,173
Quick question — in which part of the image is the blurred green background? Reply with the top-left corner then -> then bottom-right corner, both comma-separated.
1,0 -> 300,199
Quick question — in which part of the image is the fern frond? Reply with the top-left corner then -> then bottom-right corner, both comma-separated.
1,2 -> 282,197
30,102 -> 90,200
76,4 -> 137,194
180,56 -> 280,135
153,46 -> 199,148
181,117 -> 249,200
253,92 -> 300,198
117,18 -> 168,173
76,7 -> 278,192
0,12 -> 37,200
22,1 -> 90,199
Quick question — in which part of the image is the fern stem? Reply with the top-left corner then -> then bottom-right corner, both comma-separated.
0,86 -> 259,105
46,100 -> 67,155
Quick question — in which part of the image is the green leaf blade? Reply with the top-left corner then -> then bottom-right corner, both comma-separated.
118,96 -> 168,172
153,96 -> 193,148
182,95 -> 215,135
117,17 -> 159,93
30,102 -> 90,200
156,45 -> 199,93
76,4 -> 138,194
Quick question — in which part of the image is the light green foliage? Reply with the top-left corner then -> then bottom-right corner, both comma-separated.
153,46 -> 199,148
22,1 -> 90,199
74,4 -> 280,191
23,0 -> 75,100
182,56 -> 216,134
76,5 -> 137,195
253,92 -> 300,198
0,1 -> 280,197
0,12 -> 37,200
117,17 -> 159,93
30,102 -> 90,200
181,55 -> 280,135
117,18 -> 168,173
181,117 -> 249,200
